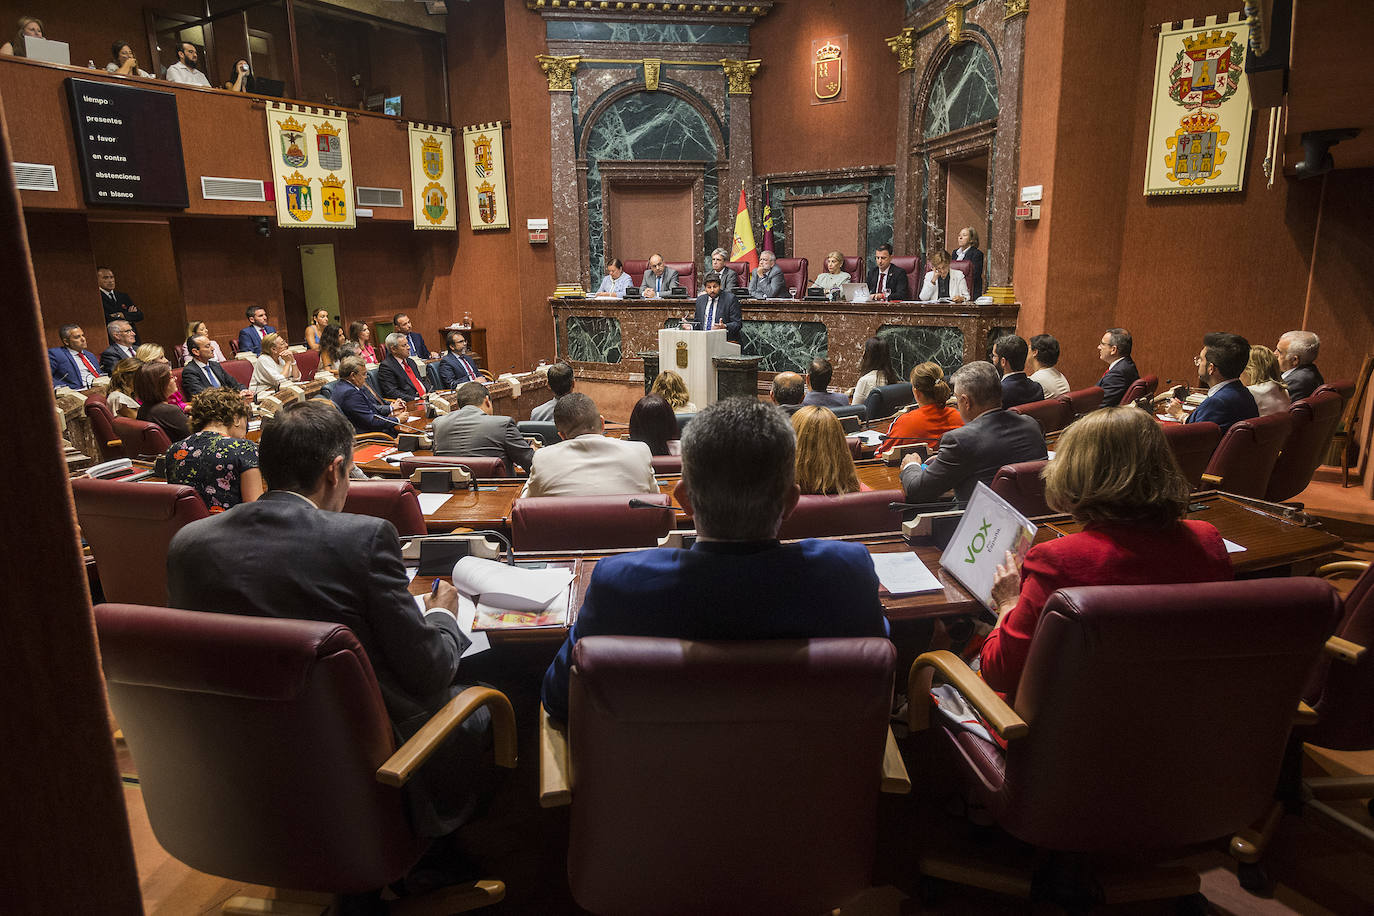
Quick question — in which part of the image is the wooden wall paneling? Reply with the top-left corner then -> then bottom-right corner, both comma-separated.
0,86 -> 145,916
87,218 -> 186,353
788,199 -> 863,275
175,217 -> 285,351
25,211 -> 98,346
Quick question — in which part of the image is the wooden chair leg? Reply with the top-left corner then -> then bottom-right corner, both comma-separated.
1229,800 -> 1284,864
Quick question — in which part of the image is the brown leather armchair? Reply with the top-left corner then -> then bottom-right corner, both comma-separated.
1058,386 -> 1104,419
1201,411 -> 1292,498
1162,420 -> 1222,490
774,257 -> 809,297
222,358 -> 254,388
723,260 -> 750,287
889,256 -> 920,298
95,603 -> 513,912
511,493 -> 673,550
777,489 -> 905,539
341,479 -> 427,536
1266,390 -> 1343,502
841,255 -> 865,280
82,391 -> 124,461
72,479 -> 209,606
908,579 -> 1342,911
112,416 -> 172,459
540,636 -> 908,914
989,460 -> 1052,518
1119,373 -> 1158,405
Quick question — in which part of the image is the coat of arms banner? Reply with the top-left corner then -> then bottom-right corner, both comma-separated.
461,122 -> 510,230
265,101 -> 355,228
1144,12 -> 1252,196
407,123 -> 457,231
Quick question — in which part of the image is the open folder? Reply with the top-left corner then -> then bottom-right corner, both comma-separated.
452,556 -> 573,629
938,482 -> 1037,610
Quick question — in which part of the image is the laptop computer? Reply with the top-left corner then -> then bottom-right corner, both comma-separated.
24,36 -> 70,66
840,281 -> 870,303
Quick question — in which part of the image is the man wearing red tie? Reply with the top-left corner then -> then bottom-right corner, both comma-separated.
48,324 -> 106,389
376,333 -> 431,401
865,243 -> 910,302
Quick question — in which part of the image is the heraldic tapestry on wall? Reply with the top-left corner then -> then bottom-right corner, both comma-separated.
461,122 -> 510,231
1144,12 -> 1253,195
407,123 -> 457,231
265,101 -> 356,228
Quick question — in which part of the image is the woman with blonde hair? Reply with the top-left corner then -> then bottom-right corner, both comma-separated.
876,361 -> 962,457
813,250 -> 851,292
650,369 -> 697,412
250,332 -> 301,394
979,407 -> 1232,699
791,406 -> 860,496
1241,344 -> 1291,416
135,342 -> 189,410
106,357 -> 142,418
181,319 -> 226,365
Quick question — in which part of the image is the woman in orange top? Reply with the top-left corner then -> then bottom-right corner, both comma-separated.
876,361 -> 963,457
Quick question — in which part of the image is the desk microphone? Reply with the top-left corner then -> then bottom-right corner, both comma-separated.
886,499 -> 966,514
628,498 -> 674,510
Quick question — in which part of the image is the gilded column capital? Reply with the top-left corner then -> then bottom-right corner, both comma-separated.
720,59 -> 762,95
944,2 -> 967,45
885,28 -> 915,73
536,54 -> 581,92
644,58 -> 662,92
1005,0 -> 1029,20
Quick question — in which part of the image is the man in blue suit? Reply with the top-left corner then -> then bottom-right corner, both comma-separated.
393,312 -> 431,360
992,334 -> 1044,409
331,355 -> 400,433
237,306 -> 277,356
48,324 -> 105,389
541,397 -> 890,722
1168,332 -> 1258,434
1095,327 -> 1139,407
436,330 -> 483,389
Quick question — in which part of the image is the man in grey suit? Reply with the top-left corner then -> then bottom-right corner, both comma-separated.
432,381 -> 535,473
640,253 -> 680,298
166,400 -> 490,839
901,360 -> 1047,503
747,250 -> 786,299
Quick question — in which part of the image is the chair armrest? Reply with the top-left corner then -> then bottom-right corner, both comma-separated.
1325,636 -> 1366,665
539,706 -> 572,808
1316,560 -> 1370,579
908,650 -> 1028,741
1295,700 -> 1318,726
376,686 -> 516,787
355,432 -> 398,444
107,439 -> 123,449
881,727 -> 910,794
1200,473 -> 1223,486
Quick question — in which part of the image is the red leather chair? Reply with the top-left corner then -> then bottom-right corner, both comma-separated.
1059,386 -> 1104,419
1201,412 -> 1292,498
227,338 -> 239,357
295,348 -> 321,380
989,460 -> 1052,518
841,256 -> 865,281
1313,379 -> 1354,405
112,417 -> 172,459
171,366 -> 186,399
399,455 -> 509,478
724,261 -> 749,287
94,603 -> 512,910
83,391 -> 125,461
666,261 -> 696,298
948,258 -> 973,292
889,256 -> 920,298
1311,381 -> 1356,485
909,579 -> 1342,911
1266,390 -> 1344,502
341,480 -> 427,536
1008,398 -> 1073,436
542,636 -> 907,914
511,494 -> 673,551
71,479 -> 209,606
777,489 -> 905,539
1162,421 -> 1223,490
774,257 -> 808,298
222,358 -> 254,388
650,454 -> 682,474
1119,374 -> 1159,405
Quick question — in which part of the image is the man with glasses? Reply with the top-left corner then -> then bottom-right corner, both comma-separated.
1094,327 -> 1139,407
1166,332 -> 1258,433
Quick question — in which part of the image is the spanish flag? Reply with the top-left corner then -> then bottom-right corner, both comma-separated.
729,185 -> 758,273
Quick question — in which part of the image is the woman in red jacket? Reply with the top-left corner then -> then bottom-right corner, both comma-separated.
876,361 -> 963,457
979,407 -> 1233,700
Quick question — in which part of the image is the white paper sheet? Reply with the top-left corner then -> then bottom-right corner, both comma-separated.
870,551 -> 944,596
414,593 -> 490,657
416,492 -> 454,514
383,451 -> 414,464
1223,538 -> 1247,554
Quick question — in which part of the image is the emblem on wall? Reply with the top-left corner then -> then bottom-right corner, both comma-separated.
315,122 -> 343,172
1144,14 -> 1252,196
408,124 -> 457,231
462,122 -> 509,230
277,116 -> 307,168
477,180 -> 496,225
811,37 -> 847,106
472,134 -> 493,178
421,135 -> 445,180
320,173 -> 348,223
283,170 -> 313,222
421,182 -> 450,225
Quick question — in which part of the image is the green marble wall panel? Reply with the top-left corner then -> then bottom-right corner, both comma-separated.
923,43 -> 998,136
877,325 -> 965,380
582,91 -> 721,279
740,320 -> 828,373
548,21 -> 748,43
566,316 -> 624,364
767,176 -> 895,258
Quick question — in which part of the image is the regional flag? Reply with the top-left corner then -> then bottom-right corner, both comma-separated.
761,184 -> 776,256
729,186 -> 759,273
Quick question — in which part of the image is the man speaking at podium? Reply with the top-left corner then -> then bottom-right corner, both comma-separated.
685,273 -> 741,344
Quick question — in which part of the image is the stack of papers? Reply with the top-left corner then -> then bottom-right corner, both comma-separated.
453,556 -> 573,629
870,552 -> 944,596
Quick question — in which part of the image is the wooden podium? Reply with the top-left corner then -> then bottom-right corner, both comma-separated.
656,328 -> 741,408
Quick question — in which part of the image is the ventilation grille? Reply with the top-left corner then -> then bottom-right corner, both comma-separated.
13,162 -> 57,192
357,186 -> 404,208
201,176 -> 267,202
